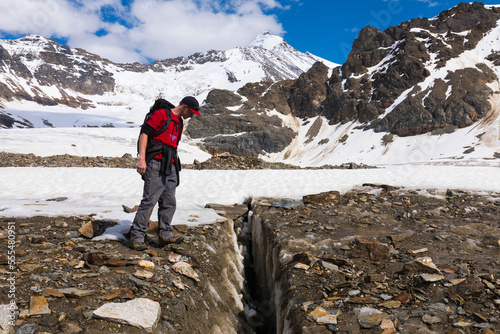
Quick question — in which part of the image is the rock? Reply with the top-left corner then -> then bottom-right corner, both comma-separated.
173,224 -> 189,233
303,191 -> 341,205
380,319 -> 396,334
368,274 -> 387,282
103,288 -> 134,300
133,270 -> 154,280
308,306 -> 328,320
446,189 -> 462,197
347,296 -> 377,304
294,263 -> 310,270
482,236 -> 500,247
316,314 -> 337,325
168,253 -> 182,263
39,314 -> 58,328
428,303 -> 452,313
377,300 -> 401,309
42,289 -> 65,298
122,205 -> 138,213
13,324 -> 35,334
138,260 -> 155,270
58,322 -> 83,334
99,266 -> 111,274
78,221 -> 99,238
29,235 -> 46,244
128,274 -> 150,288
72,273 -> 99,279
271,201 -> 305,210
29,296 -> 50,316
394,293 -> 413,304
388,231 -> 415,247
204,203 -> 248,220
422,314 -> 442,324
46,197 -> 68,202
420,273 -> 444,282
453,320 -> 472,328
456,278 -> 484,297
472,312 -> 488,323
58,288 -> 95,298
74,261 -> 85,269
320,260 -> 338,272
410,247 -> 428,254
292,251 -> 319,266
403,257 -> 441,274
55,221 -> 68,228
446,289 -> 465,305
172,262 -> 200,282
357,307 -> 390,329
0,304 -> 15,334
172,279 -> 186,290
352,238 -> 391,260
93,298 -> 161,333
82,252 -> 139,267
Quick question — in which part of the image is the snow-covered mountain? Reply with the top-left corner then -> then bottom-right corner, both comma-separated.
186,2 -> 500,166
1,3 -> 500,168
0,31 -> 336,128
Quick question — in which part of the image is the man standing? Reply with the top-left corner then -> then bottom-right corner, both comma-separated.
129,96 -> 200,251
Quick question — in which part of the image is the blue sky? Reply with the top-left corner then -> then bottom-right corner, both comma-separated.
0,0 -> 499,64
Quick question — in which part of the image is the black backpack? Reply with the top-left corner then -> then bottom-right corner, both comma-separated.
137,99 -> 183,155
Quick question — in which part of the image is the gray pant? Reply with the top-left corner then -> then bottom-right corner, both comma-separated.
130,159 -> 177,243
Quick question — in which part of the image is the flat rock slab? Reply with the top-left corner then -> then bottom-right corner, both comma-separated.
205,203 -> 248,220
29,296 -> 50,316
93,298 -> 160,333
58,288 -> 96,298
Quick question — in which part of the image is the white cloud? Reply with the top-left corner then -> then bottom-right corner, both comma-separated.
0,0 -> 285,63
415,0 -> 439,7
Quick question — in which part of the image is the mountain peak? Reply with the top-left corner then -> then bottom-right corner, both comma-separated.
249,32 -> 286,50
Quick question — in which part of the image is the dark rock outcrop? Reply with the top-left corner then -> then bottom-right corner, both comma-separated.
325,2 -> 500,135
186,87 -> 295,156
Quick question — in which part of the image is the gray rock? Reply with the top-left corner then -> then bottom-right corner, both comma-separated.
271,201 -> 305,210
14,324 -> 35,334
93,298 -> 161,333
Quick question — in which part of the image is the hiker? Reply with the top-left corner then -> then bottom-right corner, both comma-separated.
129,96 -> 200,251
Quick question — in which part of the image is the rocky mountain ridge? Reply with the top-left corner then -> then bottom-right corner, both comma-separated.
1,3 -> 500,167
186,2 -> 500,162
189,3 -> 500,159
0,32 -> 333,129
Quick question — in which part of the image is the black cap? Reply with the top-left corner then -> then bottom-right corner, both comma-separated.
180,96 -> 200,116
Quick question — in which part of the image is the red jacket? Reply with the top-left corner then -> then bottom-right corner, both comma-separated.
145,109 -> 182,159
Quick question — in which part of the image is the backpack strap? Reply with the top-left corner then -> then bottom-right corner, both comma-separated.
176,118 -> 184,147
152,108 -> 172,138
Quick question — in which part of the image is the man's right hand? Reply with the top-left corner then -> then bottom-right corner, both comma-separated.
137,133 -> 149,175
137,159 -> 147,175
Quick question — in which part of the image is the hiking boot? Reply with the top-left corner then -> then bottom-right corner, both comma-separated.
130,241 -> 149,251
158,235 -> 184,247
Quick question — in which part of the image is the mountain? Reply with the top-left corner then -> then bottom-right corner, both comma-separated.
1,3 -> 500,167
186,2 -> 500,165
0,32 -> 336,128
